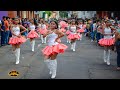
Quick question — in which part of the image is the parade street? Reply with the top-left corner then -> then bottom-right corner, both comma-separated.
0,36 -> 119,79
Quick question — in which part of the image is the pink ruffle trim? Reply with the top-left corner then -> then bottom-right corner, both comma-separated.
67,33 -> 80,40
98,38 -> 115,46
27,30 -> 39,38
9,36 -> 26,45
77,29 -> 85,33
42,43 -> 68,56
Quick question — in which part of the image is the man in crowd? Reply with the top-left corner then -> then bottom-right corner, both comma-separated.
4,16 -> 10,45
0,16 -> 6,46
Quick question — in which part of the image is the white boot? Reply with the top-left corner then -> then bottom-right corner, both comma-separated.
15,48 -> 20,64
44,37 -> 47,44
40,34 -> 41,40
78,33 -> 80,40
107,49 -> 111,65
71,43 -> 73,50
67,38 -> 69,43
80,34 -> 82,41
84,33 -> 86,36
14,49 -> 17,61
44,59 -> 52,74
103,50 -> 107,62
68,40 -> 70,43
32,40 -> 35,52
73,42 -> 76,52
41,35 -> 44,43
50,60 -> 57,79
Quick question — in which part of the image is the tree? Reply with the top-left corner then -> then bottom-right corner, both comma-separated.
45,11 -> 52,17
59,11 -> 68,18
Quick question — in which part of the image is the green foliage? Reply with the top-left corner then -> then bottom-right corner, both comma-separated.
59,11 -> 68,18
45,11 -> 52,17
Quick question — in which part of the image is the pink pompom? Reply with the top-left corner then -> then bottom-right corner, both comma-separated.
59,21 -> 68,28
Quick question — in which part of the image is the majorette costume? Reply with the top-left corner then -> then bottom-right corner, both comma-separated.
42,31 -> 68,56
67,26 -> 80,51
38,24 -> 48,43
27,24 -> 39,51
77,24 -> 86,40
9,26 -> 26,64
67,26 -> 80,40
66,24 -> 71,43
59,21 -> 68,33
98,27 -> 115,65
38,24 -> 48,35
27,24 -> 39,39
77,24 -> 85,33
42,31 -> 68,78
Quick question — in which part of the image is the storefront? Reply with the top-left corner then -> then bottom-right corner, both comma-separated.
0,11 -> 8,20
0,11 -> 18,20
16,11 -> 35,19
96,11 -> 109,19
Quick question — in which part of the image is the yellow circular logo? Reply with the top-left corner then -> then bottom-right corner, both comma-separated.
8,70 -> 19,77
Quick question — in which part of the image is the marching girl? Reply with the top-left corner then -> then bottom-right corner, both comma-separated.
9,18 -> 27,64
67,20 -> 80,51
77,20 -> 85,41
38,20 -> 48,44
57,21 -> 68,43
82,21 -> 87,37
27,19 -> 39,52
66,20 -> 71,43
59,21 -> 68,33
37,19 -> 42,38
98,21 -> 116,65
42,20 -> 68,79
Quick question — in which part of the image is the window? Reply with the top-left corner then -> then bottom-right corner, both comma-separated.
17,11 -> 20,17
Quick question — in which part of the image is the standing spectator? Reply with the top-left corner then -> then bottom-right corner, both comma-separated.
0,16 -> 6,46
96,20 -> 102,44
115,17 -> 118,23
86,20 -> 90,37
0,20 -> 1,46
6,17 -> 12,43
22,22 -> 28,38
115,26 -> 120,70
89,20 -> 94,42
4,16 -> 10,45
21,18 -> 25,25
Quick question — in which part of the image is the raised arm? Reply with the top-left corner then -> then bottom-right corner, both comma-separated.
19,25 -> 27,34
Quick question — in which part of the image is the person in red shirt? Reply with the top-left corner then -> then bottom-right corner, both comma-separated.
4,16 -> 10,45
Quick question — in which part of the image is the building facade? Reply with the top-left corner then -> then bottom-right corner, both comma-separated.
17,11 -> 35,19
77,11 -> 96,19
0,11 -> 39,20
0,11 -> 17,20
69,11 -> 96,19
96,11 -> 108,19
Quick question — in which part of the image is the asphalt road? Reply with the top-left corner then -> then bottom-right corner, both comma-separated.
0,35 -> 119,79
